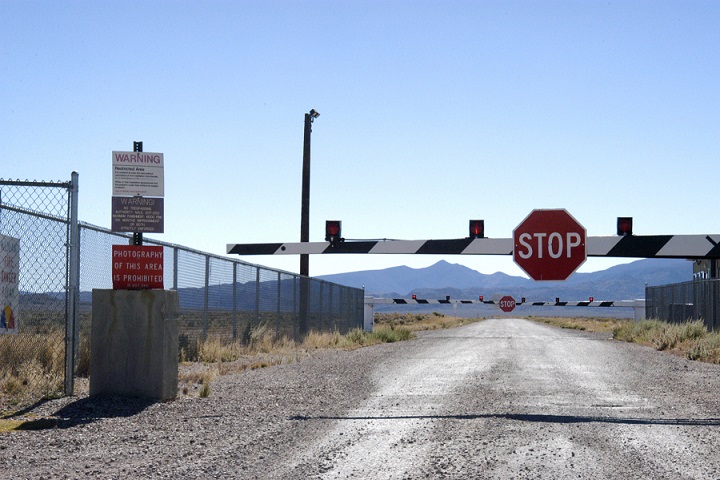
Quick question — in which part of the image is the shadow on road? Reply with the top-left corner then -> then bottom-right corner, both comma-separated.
9,396 -> 156,430
290,412 -> 720,427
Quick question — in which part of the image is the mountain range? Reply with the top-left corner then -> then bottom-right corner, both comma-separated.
317,258 -> 692,301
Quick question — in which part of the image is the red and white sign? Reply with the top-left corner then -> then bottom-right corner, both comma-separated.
498,295 -> 516,313
513,209 -> 587,281
112,245 -> 164,290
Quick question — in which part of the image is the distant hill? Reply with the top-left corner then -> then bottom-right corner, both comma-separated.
314,261 -> 516,297
63,258 -> 691,312
317,258 -> 692,301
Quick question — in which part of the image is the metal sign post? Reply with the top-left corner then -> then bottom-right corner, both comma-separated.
132,141 -> 143,245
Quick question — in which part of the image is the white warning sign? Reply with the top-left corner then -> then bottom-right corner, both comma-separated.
112,151 -> 165,197
0,235 -> 19,334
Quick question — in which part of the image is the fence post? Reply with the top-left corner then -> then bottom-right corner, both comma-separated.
293,275 -> 298,342
276,271 -> 281,338
232,262 -> 238,340
329,284 -> 334,331
299,276 -> 309,337
65,171 -> 80,396
338,286 -> 343,331
714,280 -> 719,331
203,255 -> 210,339
255,267 -> 261,325
172,247 -> 178,290
319,281 -> 324,331
360,287 -> 365,328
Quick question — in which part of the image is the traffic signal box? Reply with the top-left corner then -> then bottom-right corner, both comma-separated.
325,220 -> 342,247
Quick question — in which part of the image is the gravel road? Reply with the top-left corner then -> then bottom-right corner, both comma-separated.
4,318 -> 720,479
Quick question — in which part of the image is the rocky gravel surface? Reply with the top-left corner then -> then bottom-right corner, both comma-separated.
3,345 -> 385,479
4,319 -> 720,479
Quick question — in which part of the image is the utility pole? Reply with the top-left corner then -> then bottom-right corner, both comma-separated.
299,109 -> 319,337
300,109 -> 319,276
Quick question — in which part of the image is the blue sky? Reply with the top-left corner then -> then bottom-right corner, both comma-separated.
3,1 -> 719,278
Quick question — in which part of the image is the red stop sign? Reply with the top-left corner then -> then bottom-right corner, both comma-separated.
513,209 -> 586,281
499,295 -> 516,312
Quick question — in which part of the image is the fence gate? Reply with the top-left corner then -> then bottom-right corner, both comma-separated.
0,174 -> 79,405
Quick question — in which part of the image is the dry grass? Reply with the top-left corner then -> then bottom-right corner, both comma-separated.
528,316 -> 629,333
530,316 -> 720,364
0,326 -> 67,409
0,312 -> 432,404
0,418 -> 27,433
374,312 -> 484,331
179,366 -> 218,397
177,321 -> 417,398
612,318 -> 720,362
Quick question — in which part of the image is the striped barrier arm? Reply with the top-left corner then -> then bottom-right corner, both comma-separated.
365,297 -> 642,308
228,234 -> 720,259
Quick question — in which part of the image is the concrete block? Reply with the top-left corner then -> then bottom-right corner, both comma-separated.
90,289 -> 179,401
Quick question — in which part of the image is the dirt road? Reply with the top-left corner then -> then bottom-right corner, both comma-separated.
277,318 -> 720,479
5,318 -> 720,479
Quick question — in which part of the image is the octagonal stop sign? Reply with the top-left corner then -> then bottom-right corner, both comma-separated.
513,209 -> 587,281
499,295 -> 516,313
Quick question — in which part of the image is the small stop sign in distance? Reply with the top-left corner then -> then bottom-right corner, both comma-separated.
499,295 -> 516,313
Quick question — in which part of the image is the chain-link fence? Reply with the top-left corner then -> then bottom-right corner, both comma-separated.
0,174 -> 364,407
646,279 -> 720,331
78,223 -> 365,359
0,176 -> 79,405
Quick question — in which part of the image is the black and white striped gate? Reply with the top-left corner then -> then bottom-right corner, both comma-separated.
228,234 -> 720,259
362,296 -> 646,330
